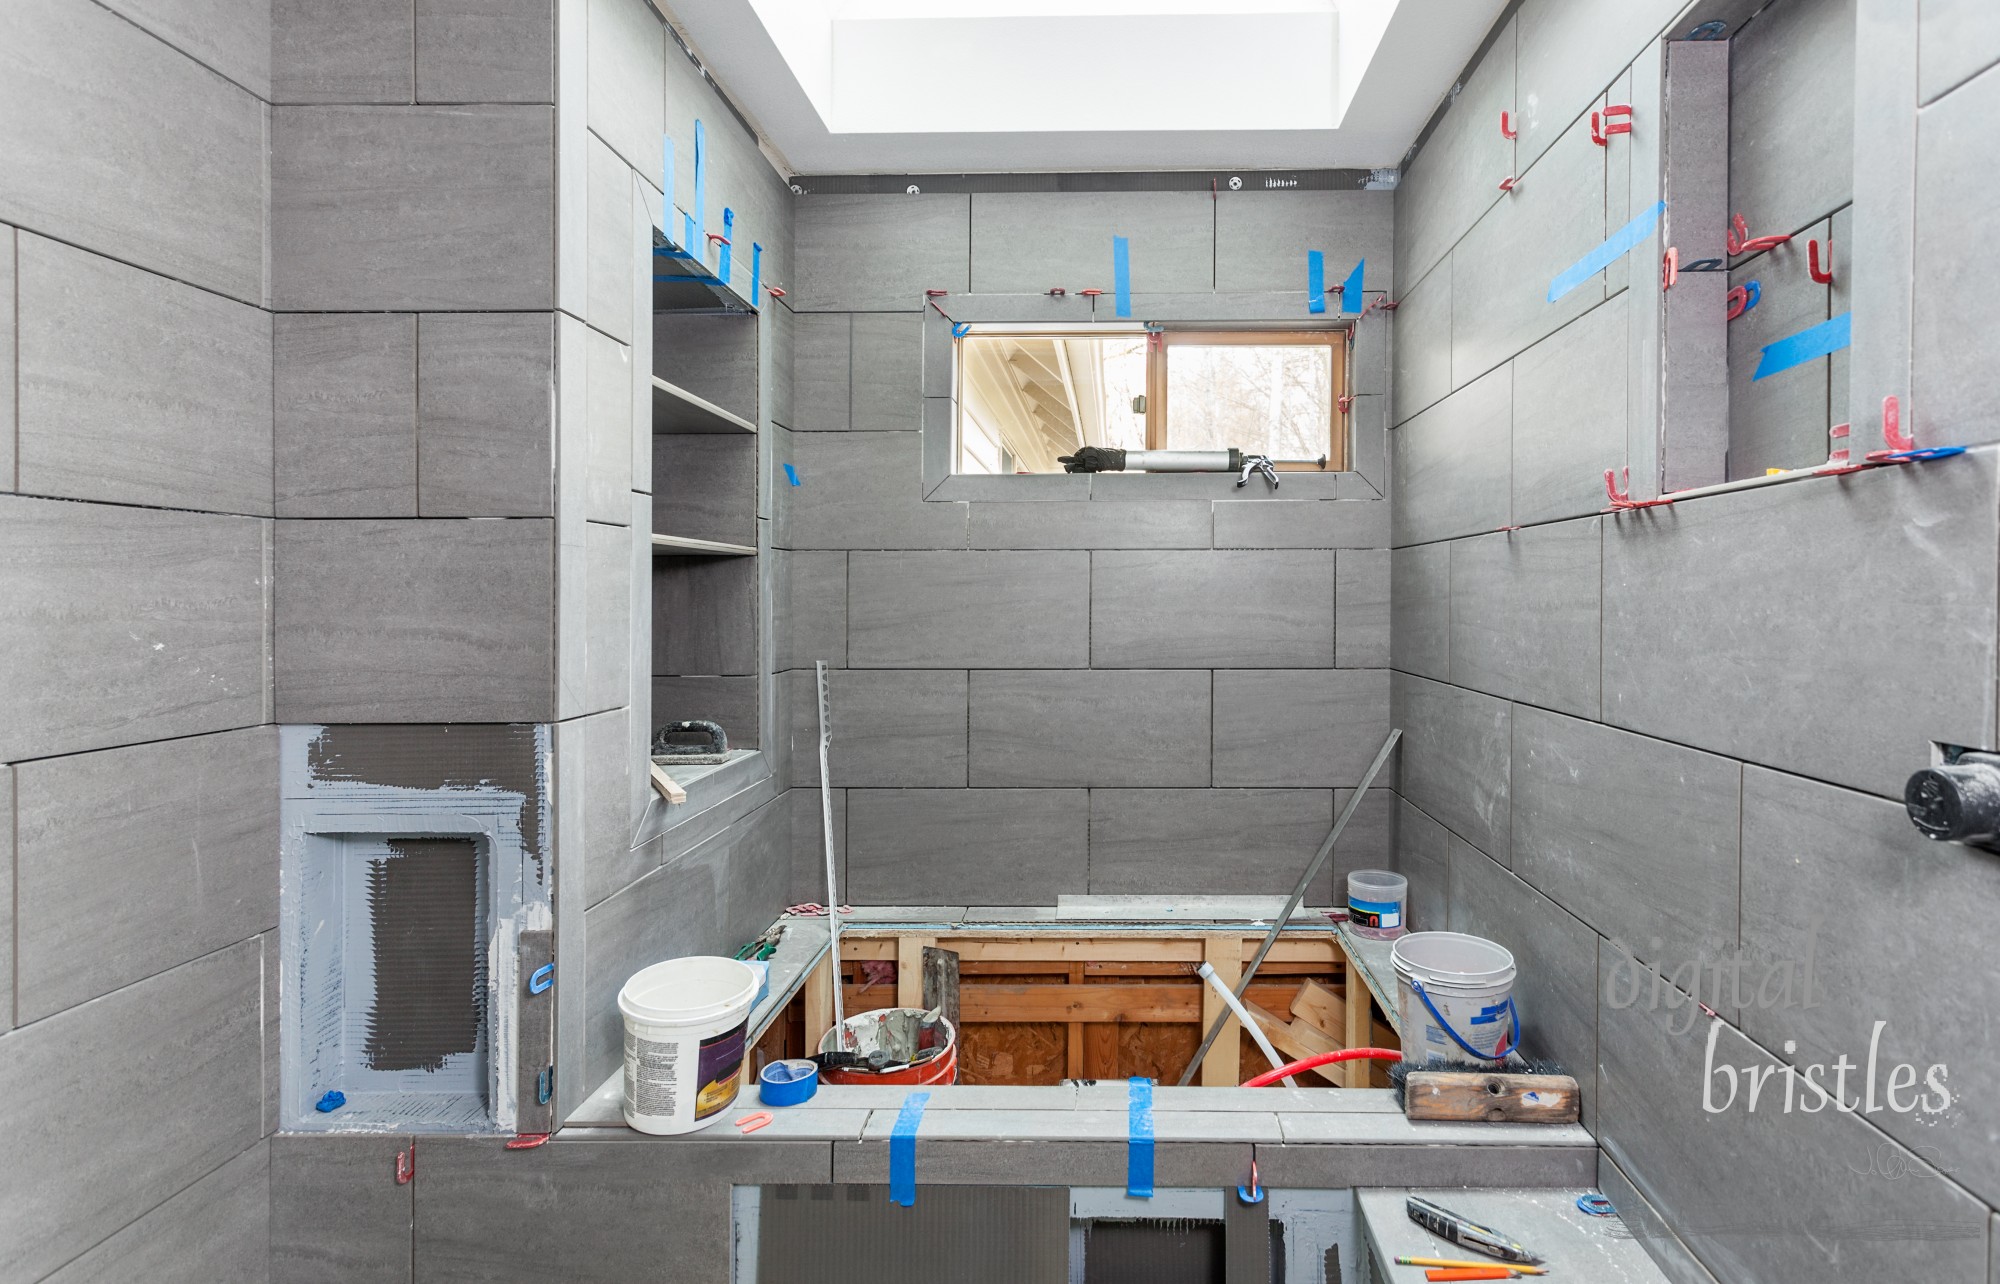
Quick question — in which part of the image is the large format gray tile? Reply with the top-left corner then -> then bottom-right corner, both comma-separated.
652,675 -> 759,751
1595,954 -> 1991,1284
847,789 -> 1089,903
1088,788 -> 1336,898
583,324 -> 635,525
1391,365 -> 1513,546
1729,0 -> 1855,249
415,1136 -> 822,1284
47,1139 -> 269,1284
417,0 -> 554,103
272,106 -> 555,310
1215,190 -> 1395,295
100,0 -> 270,98
585,133 -> 635,345
777,429 -> 969,550
1912,60 -> 2000,447
1393,796 -> 1451,932
1336,548 -> 1391,668
271,1135 -> 413,1284
786,669 -> 968,787
1445,840 -> 1600,1128
1091,549 -> 1336,668
788,312 -> 850,431
1390,261 -> 1452,425
1512,0 -> 1685,169
787,785 -> 847,904
1447,519 -> 1602,718
15,727 -> 277,1023
586,0 -> 663,176
276,313 -> 418,517
1210,499 -> 1389,549
653,435 -> 756,546
654,554 -> 756,675
970,670 -> 1210,787
1726,220 -> 1833,479
851,313 -> 923,432
1394,15 -> 1515,289
1451,114 -> 1608,389
1919,0 -> 2000,102
273,0 -> 410,102
1512,293 -> 1629,524
848,550 -> 1087,668
1738,766 -> 2000,1206
0,768 -> 11,1031
17,234 -> 271,515
418,312 -> 555,516
967,499 -> 1212,550
1511,706 -> 1740,974
793,194 -> 971,312
1211,669 -> 1391,787
0,941 -> 263,1282
773,549 -> 847,670
0,229 -> 11,489
1602,447 -> 1998,797
570,709 -> 645,910
0,0 -> 264,302
1391,672 -> 1511,863
970,191 -> 1213,294
1390,543 -> 1450,680
275,518 -> 555,723
583,520 -> 632,713
0,497 -> 266,762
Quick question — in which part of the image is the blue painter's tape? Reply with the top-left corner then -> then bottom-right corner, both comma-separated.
890,1091 -> 931,1206
783,463 -> 800,486
1548,200 -> 1666,303
1126,1077 -> 1155,1198
690,119 -> 707,259
1341,258 -> 1365,313
1753,311 -> 1852,381
1113,236 -> 1132,318
1306,251 -> 1326,314
718,207 -> 734,284
951,322 -> 971,339
751,242 -> 762,305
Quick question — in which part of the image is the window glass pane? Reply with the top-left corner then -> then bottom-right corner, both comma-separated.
1165,343 -> 1332,459
957,333 -> 1148,474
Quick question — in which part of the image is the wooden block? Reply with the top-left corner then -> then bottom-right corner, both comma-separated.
1289,977 -> 1345,1038
1400,1071 -> 1582,1123
1241,1000 -> 1345,1085
649,762 -> 687,804
895,935 -> 930,1010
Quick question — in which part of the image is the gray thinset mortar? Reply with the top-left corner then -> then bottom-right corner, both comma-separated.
280,724 -> 553,1134
365,839 -> 483,1073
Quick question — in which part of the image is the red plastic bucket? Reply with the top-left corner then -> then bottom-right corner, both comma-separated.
817,1010 -> 959,1086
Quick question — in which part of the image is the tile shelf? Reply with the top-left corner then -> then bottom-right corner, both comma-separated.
652,226 -> 756,315
651,533 -> 757,557
651,376 -> 754,435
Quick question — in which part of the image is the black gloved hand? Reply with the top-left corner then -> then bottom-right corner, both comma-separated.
1056,446 -> 1127,474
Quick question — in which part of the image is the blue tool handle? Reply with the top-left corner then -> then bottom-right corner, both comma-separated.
528,963 -> 555,995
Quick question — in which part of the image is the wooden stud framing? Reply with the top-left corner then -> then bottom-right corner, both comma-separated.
895,935 -> 930,1010
1198,934 -> 1243,1087
1342,940 -> 1374,1088
803,953 -> 834,1054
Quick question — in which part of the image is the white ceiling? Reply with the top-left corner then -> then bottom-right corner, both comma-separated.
655,0 -> 1509,174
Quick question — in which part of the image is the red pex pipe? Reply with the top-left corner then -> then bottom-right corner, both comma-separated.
1241,1048 -> 1404,1088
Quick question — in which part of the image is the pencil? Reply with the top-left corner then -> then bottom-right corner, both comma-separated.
1423,1270 -> 1521,1282
1396,1257 -> 1548,1275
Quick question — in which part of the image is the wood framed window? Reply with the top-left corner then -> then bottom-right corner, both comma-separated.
1145,330 -> 1347,469
955,326 -> 1349,475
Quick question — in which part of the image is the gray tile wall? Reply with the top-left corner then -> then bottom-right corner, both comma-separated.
1391,3 -> 2000,1279
777,187 -> 1394,906
0,1 -> 283,1272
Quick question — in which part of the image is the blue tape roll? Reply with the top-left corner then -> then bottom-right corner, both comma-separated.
1306,251 -> 1326,314
1548,200 -> 1666,303
1753,311 -> 1852,381
759,1059 -> 819,1107
890,1091 -> 931,1207
1126,1077 -> 1154,1198
1341,258 -> 1365,313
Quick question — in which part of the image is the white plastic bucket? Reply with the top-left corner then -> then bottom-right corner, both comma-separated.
618,956 -> 759,1135
1347,868 -> 1408,937
1391,932 -> 1517,1064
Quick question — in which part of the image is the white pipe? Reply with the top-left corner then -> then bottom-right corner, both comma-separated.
1196,961 -> 1297,1087
816,661 -> 848,1049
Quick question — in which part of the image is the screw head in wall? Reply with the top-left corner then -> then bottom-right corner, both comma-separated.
906,184 -> 921,195
1228,176 -> 1243,191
